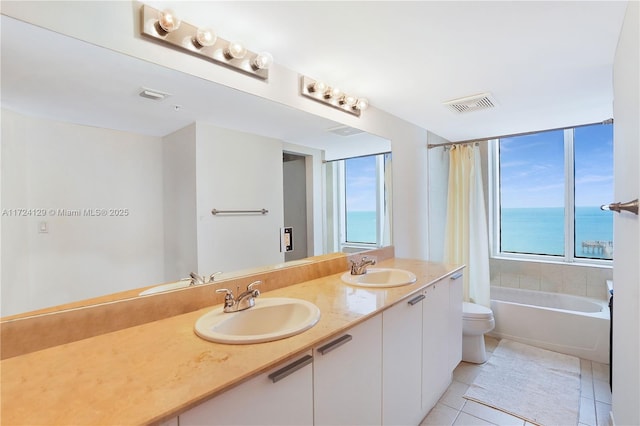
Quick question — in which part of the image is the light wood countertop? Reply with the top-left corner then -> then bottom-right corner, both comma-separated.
0,258 -> 462,425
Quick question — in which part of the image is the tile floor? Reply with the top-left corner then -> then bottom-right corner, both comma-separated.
420,337 -> 612,426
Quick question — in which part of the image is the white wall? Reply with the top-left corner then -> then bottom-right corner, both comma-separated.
195,123 -> 285,273
163,124 -> 198,281
1,110 -> 164,315
0,1 -> 432,263
612,2 -> 640,424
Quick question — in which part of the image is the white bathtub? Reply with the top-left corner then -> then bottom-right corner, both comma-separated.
489,286 -> 610,363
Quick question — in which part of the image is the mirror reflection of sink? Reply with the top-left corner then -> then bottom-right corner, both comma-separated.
138,281 -> 190,296
194,297 -> 321,344
341,268 -> 417,288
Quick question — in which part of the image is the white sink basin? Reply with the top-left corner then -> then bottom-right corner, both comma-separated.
341,268 -> 417,288
194,297 -> 321,344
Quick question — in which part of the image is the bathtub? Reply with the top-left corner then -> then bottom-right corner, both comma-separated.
489,286 -> 610,363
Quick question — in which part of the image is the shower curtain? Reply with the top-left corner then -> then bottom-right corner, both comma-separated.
443,144 -> 490,307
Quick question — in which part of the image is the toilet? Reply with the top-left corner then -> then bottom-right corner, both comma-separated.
462,302 -> 495,364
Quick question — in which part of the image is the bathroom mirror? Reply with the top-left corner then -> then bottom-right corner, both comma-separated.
0,16 -> 391,317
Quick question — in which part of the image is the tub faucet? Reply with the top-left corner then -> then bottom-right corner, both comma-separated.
350,256 -> 376,275
216,281 -> 261,313
189,271 -> 222,286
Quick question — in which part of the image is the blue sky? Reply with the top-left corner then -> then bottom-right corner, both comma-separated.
500,124 -> 613,208
345,156 -> 377,212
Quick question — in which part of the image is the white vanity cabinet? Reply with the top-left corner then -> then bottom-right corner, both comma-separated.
448,272 -> 464,371
422,278 -> 453,411
179,351 -> 313,426
382,292 -> 425,425
313,314 -> 383,426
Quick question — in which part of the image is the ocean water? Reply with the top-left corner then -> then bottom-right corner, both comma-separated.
346,211 -> 377,243
501,206 -> 613,259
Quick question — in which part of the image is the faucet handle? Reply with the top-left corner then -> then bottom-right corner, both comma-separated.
216,288 -> 235,308
247,280 -> 261,297
207,271 -> 223,283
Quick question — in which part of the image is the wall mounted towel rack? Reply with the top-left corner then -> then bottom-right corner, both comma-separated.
211,209 -> 269,215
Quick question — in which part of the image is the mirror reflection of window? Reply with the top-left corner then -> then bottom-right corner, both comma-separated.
326,153 -> 392,252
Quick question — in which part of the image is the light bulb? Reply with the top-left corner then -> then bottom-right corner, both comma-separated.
308,81 -> 327,94
225,41 -> 247,59
340,95 -> 357,107
252,52 -> 274,70
355,98 -> 369,111
158,9 -> 181,33
194,27 -> 217,47
324,87 -> 342,99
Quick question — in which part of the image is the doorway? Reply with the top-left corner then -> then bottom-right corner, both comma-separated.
283,152 -> 308,261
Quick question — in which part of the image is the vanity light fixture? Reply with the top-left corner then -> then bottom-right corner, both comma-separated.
300,75 -> 369,117
140,4 -> 273,80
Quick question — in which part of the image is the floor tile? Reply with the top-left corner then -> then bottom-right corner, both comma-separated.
579,397 -> 597,426
593,379 -> 612,404
462,400 -> 525,426
591,362 -> 610,382
453,362 -> 484,385
439,380 -> 470,411
453,412 -> 494,425
581,359 -> 593,379
437,338 -> 607,426
484,336 -> 499,353
421,402 -> 460,426
595,401 -> 612,426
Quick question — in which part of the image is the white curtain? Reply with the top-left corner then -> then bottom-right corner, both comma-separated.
443,144 -> 491,307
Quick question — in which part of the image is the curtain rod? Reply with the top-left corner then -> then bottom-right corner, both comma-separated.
426,118 -> 613,149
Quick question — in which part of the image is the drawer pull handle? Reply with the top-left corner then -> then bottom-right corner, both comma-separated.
268,355 -> 313,383
450,272 -> 463,280
408,294 -> 426,305
317,334 -> 353,355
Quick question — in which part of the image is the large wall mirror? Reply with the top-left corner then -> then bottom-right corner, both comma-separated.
1,15 -> 391,317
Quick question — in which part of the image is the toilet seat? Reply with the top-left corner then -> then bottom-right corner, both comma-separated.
462,302 -> 493,320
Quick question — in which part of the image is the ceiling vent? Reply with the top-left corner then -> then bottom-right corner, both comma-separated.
327,125 -> 364,137
139,88 -> 171,101
443,92 -> 497,114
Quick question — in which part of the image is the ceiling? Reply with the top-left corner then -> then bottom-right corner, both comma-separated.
1,1 -> 629,144
144,0 -> 628,141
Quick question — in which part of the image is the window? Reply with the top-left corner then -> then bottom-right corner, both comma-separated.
345,155 -> 379,244
491,123 -> 613,262
324,153 -> 392,251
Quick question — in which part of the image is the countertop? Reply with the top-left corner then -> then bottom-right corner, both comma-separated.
0,258 -> 462,425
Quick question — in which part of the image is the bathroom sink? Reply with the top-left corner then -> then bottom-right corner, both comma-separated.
341,268 -> 417,288
194,297 -> 321,344
139,281 -> 190,296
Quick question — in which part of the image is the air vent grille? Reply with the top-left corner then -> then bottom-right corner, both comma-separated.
327,125 -> 364,137
443,93 -> 497,114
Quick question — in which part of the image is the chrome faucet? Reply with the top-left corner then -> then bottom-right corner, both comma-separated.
216,280 -> 261,312
350,256 -> 377,275
188,271 -> 222,286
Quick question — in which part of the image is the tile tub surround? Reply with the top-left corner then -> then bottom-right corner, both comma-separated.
0,256 -> 462,425
421,337 -> 612,426
490,258 -> 612,301
0,247 -> 393,360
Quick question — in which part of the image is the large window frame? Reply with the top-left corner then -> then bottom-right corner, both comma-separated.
489,126 -> 613,266
324,153 -> 391,252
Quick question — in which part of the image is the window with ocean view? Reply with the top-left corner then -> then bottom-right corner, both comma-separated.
345,155 -> 378,244
493,122 -> 613,262
324,152 -> 391,252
